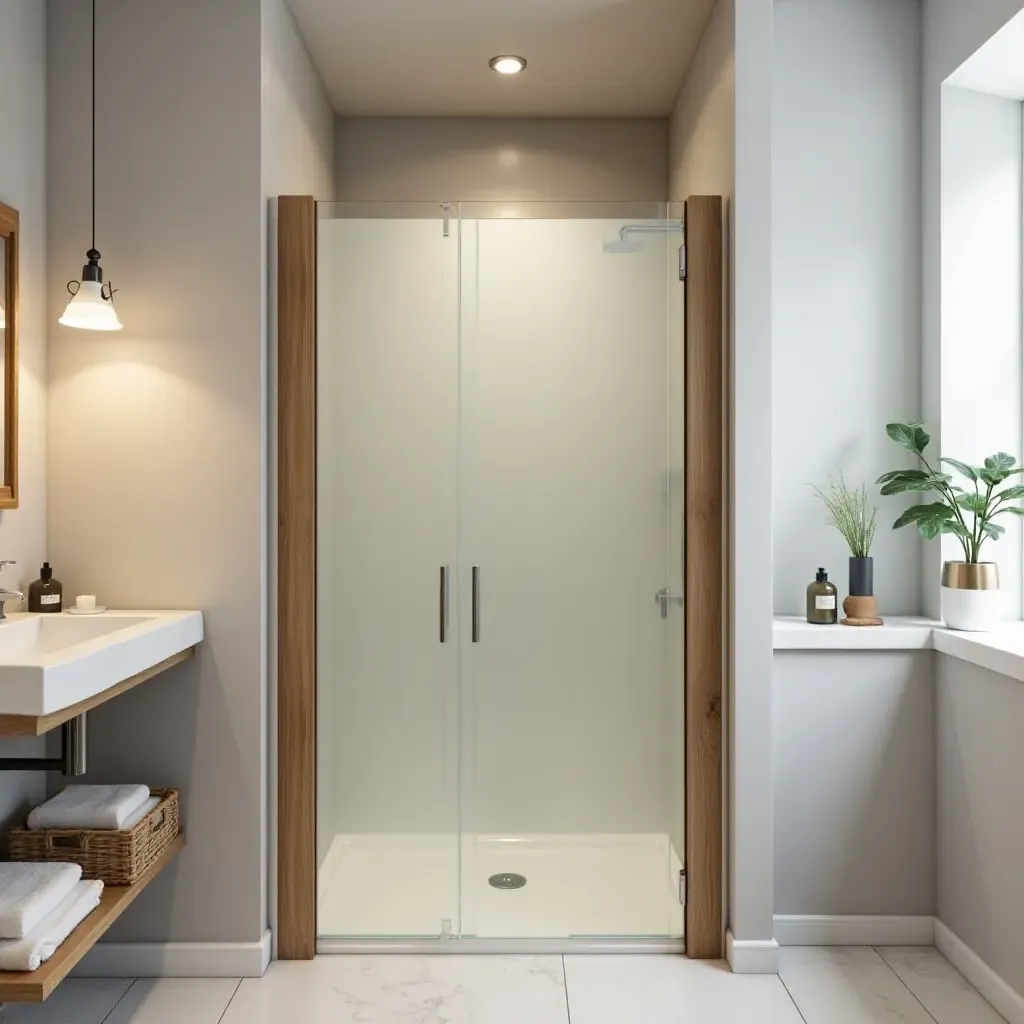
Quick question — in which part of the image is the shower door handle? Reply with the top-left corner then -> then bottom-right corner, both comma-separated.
439,566 -> 450,643
472,566 -> 481,643
655,588 -> 683,619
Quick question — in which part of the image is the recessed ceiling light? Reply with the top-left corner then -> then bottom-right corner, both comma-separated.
489,55 -> 527,75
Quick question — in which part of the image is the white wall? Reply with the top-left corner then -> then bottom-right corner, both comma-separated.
0,0 -> 48,831
923,0 -> 1024,617
731,0 -> 775,948
937,654 -> 1024,997
334,118 -> 669,201
774,652 -> 935,916
939,85 -> 1023,618
47,0 -> 265,945
668,0 -> 735,202
772,0 -> 922,617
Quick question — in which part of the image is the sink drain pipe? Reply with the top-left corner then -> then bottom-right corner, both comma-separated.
0,713 -> 87,776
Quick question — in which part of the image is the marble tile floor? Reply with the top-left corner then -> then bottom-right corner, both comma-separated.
0,946 -> 1008,1023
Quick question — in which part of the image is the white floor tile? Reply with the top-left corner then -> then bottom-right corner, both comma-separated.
0,978 -> 133,1024
102,978 -> 241,1024
563,954 -> 805,1023
219,955 -> 568,1024
878,947 -> 1007,1024
779,947 -> 936,1024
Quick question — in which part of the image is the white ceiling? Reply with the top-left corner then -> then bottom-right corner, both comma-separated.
286,0 -> 717,117
948,9 -> 1024,100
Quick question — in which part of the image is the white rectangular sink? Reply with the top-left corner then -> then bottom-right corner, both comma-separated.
0,610 -> 203,716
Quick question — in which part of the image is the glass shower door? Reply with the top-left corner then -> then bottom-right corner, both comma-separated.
316,204 -> 461,939
457,204 -> 685,939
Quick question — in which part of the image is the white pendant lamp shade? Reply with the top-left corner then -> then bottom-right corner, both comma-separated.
59,279 -> 121,331
0,305 -> 5,330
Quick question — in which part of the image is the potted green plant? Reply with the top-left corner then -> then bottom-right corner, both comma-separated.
878,422 -> 1024,631
812,475 -> 878,608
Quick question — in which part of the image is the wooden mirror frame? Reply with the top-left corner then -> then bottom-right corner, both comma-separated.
0,202 -> 18,509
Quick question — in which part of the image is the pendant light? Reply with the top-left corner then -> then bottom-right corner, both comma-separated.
59,0 -> 121,331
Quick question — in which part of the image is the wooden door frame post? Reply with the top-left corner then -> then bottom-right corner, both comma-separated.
277,195 -> 317,959
275,194 -> 727,960
683,195 -> 726,959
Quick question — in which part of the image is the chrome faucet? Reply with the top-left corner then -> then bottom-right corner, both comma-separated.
0,560 -> 23,620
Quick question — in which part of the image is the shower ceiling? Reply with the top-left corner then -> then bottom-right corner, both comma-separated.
285,0 -> 717,116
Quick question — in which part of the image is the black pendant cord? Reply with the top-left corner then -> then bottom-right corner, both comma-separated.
91,0 -> 96,254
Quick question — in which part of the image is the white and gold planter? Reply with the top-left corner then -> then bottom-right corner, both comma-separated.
941,561 -> 1001,632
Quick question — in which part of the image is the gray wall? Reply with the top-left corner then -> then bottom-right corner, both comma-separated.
334,118 -> 669,201
47,0 -> 265,944
774,652 -> 935,916
772,0 -> 922,616
937,654 -> 1024,997
667,0 -> 735,936
261,0 -> 336,904
262,0 -> 335,203
731,0 -> 775,945
668,0 -> 734,202
0,0 -> 49,832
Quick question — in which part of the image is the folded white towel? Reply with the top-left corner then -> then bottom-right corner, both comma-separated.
0,862 -> 82,939
120,795 -> 161,831
0,880 -> 103,972
27,785 -> 151,831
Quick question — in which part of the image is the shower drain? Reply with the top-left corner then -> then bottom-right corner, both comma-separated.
488,872 -> 527,890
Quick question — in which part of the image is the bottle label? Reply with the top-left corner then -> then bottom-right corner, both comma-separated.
815,595 -> 836,611
40,594 -> 61,606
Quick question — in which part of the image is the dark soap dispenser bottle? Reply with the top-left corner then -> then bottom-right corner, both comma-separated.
806,567 -> 838,624
28,563 -> 63,613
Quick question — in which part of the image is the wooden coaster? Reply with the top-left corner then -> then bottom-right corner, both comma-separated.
841,617 -> 884,627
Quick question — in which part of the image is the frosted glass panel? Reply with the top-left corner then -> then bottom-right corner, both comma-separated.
458,211 -> 684,938
316,209 -> 460,938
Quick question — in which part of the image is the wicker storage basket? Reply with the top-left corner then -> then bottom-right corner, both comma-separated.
7,789 -> 179,885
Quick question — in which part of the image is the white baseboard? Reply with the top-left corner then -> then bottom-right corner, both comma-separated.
726,929 -> 779,974
935,920 -> 1024,1024
72,929 -> 271,978
774,915 -> 935,947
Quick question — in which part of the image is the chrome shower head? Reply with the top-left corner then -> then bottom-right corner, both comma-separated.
602,220 -> 683,254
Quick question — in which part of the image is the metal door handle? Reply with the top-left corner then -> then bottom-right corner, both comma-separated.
439,566 -> 450,643
655,588 -> 683,619
472,566 -> 481,642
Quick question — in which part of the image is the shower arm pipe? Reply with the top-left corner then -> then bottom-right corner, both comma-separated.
615,222 -> 683,241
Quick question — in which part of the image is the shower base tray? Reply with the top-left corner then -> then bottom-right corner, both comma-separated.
318,832 -> 684,943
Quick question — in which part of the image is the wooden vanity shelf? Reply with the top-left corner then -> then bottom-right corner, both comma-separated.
0,832 -> 185,1002
0,648 -> 195,738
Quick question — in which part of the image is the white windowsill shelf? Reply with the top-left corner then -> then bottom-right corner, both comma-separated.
773,616 -> 1024,684
773,616 -> 940,650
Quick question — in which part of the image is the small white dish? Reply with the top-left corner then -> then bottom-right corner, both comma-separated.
65,606 -> 108,616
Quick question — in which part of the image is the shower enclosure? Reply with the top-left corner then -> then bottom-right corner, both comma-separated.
314,201 -> 685,948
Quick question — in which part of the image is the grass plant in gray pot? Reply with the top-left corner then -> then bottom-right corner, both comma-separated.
813,474 -> 878,623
